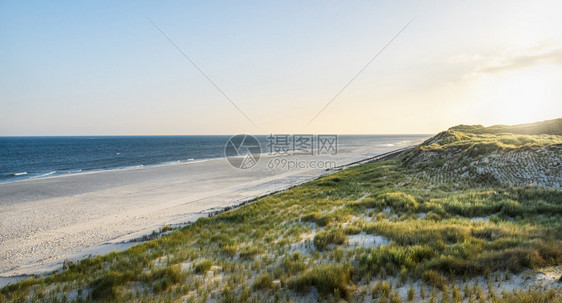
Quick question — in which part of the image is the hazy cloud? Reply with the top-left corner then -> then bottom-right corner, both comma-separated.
450,43 -> 562,79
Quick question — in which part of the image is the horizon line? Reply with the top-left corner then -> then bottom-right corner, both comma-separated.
0,133 -> 435,137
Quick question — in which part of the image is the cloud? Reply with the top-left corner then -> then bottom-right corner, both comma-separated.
449,42 -> 562,79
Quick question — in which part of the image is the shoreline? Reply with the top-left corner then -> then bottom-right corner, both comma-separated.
0,136 -> 427,186
0,158 -> 214,186
0,144 -> 419,288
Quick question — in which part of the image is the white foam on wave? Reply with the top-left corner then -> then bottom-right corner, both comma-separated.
154,160 -> 183,167
152,158 -> 206,168
28,171 -> 58,180
2,157 -> 221,185
40,171 -> 56,177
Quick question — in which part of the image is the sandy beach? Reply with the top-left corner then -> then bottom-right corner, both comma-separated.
0,141 -> 422,285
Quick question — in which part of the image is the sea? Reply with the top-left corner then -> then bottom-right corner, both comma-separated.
0,135 -> 429,184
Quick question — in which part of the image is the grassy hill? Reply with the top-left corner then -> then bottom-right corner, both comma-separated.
448,118 -> 562,136
2,119 -> 561,303
402,118 -> 561,188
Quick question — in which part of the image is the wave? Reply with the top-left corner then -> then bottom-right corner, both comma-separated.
0,156 -> 220,184
39,171 -> 57,177
28,171 -> 57,180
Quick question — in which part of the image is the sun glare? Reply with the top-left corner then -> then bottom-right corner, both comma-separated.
469,64 -> 562,126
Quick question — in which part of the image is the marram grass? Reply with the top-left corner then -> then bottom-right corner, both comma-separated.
2,120 -> 561,302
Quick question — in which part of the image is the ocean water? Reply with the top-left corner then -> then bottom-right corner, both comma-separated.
0,135 -> 429,183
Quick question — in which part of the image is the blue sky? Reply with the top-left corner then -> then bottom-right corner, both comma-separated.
1,1 -> 561,135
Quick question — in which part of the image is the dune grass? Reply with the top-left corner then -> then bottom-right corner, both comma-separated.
1,122 -> 561,302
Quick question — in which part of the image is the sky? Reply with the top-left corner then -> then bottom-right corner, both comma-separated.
1,0 -> 562,135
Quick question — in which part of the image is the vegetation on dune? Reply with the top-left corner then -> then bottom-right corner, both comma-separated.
401,118 -> 562,189
287,264 -> 353,299
1,119 -> 561,302
412,118 -> 561,153
449,118 -> 562,136
313,229 -> 347,250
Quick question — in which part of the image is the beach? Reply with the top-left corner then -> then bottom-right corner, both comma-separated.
0,140 -> 424,285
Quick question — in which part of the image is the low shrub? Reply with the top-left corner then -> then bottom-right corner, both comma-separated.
314,229 -> 347,250
357,245 -> 435,276
349,197 -> 381,209
425,255 -> 482,276
194,259 -> 213,274
422,270 -> 448,289
282,252 -> 306,275
222,245 -> 238,258
239,246 -> 261,260
252,273 -> 274,290
302,212 -> 330,227
499,288 -> 562,303
375,192 -> 418,212
371,280 -> 392,299
476,248 -> 547,272
287,264 -> 353,299
426,212 -> 442,221
90,271 -> 135,301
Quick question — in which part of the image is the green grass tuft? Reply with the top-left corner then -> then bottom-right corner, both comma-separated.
287,264 -> 353,299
